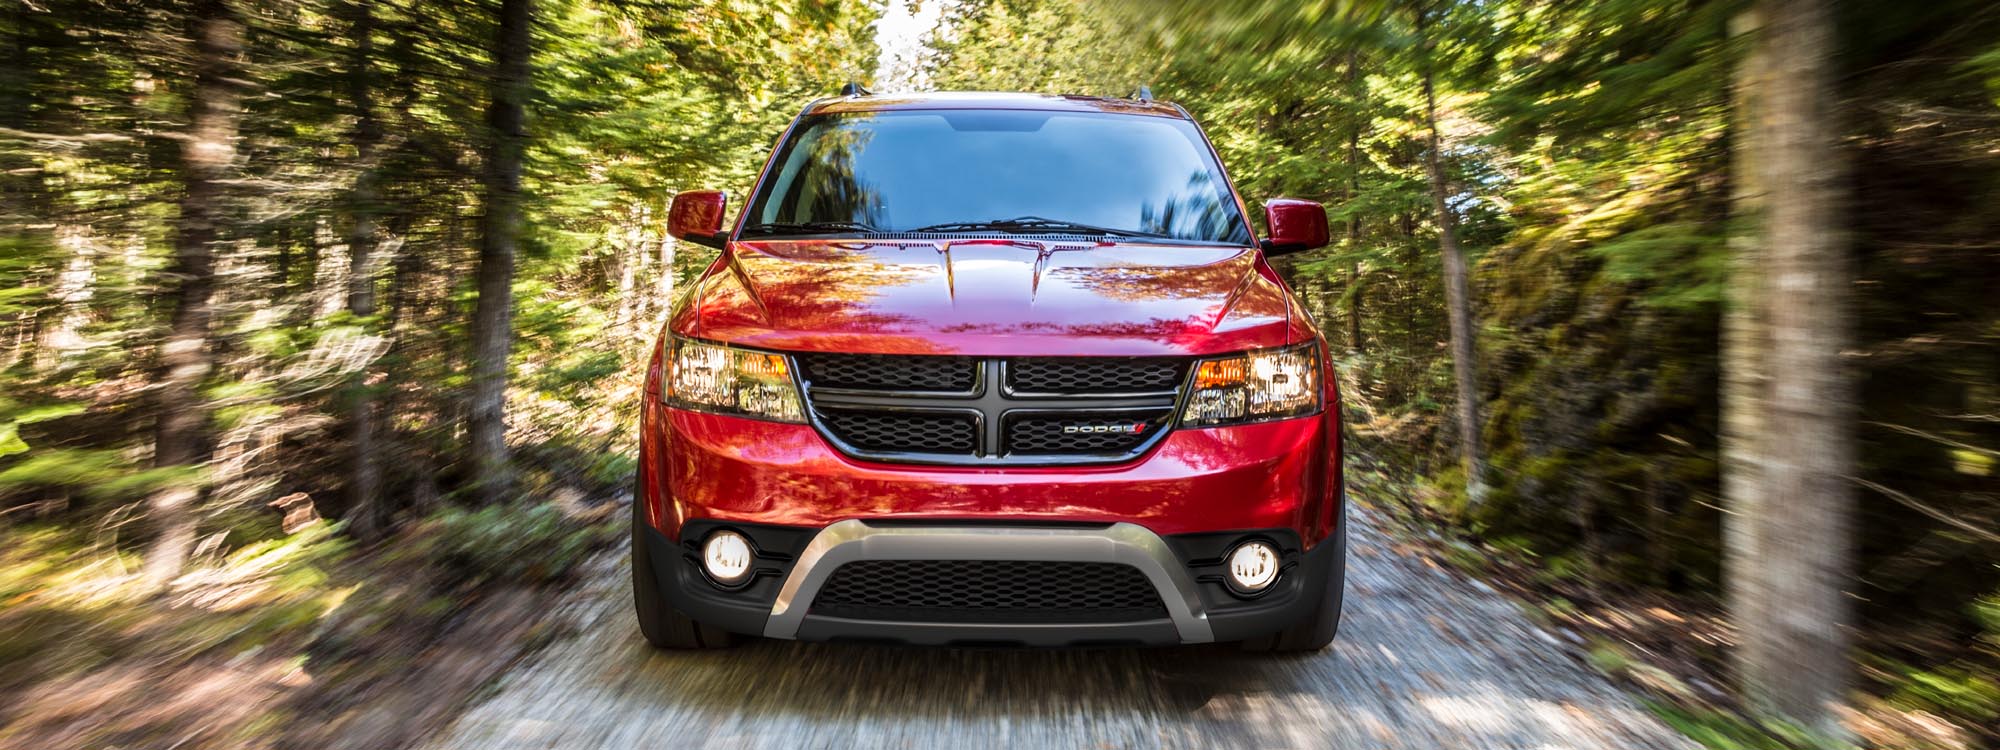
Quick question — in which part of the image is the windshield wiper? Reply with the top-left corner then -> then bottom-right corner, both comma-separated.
739,220 -> 880,236
908,216 -> 1169,238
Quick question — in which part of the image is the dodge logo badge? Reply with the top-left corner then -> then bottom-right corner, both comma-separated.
1063,422 -> 1148,435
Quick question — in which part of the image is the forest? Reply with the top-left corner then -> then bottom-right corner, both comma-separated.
1,0 -> 1996,748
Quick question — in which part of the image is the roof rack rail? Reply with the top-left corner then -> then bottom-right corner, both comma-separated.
840,81 -> 872,97
1130,85 -> 1153,103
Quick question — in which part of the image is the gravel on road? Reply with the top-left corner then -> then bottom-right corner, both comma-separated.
421,507 -> 1695,750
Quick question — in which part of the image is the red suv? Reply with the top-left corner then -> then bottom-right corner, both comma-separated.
634,90 -> 1344,651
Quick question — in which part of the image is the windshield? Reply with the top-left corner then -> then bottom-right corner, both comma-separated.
741,109 -> 1252,245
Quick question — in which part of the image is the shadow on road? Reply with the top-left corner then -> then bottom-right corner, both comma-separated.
631,637 -> 1315,721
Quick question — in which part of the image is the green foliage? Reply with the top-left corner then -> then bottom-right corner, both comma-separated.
1587,223 -> 1728,310
0,449 -> 202,499
411,503 -> 611,587
1974,591 -> 2000,637
0,0 -> 882,533
930,0 -> 1146,96
0,401 -> 84,458
587,452 -> 637,488
1648,703 -> 1840,750
1886,664 -> 2000,723
0,3 -> 878,738
0,520 -> 355,695
1587,638 -> 1635,676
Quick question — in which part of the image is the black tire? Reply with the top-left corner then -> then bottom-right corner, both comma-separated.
1242,507 -> 1346,653
632,504 -> 737,650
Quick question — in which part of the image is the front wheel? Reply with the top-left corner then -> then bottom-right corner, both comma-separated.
1242,513 -> 1345,652
632,504 -> 737,650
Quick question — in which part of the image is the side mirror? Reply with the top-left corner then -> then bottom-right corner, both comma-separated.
668,189 -> 728,249
1260,198 -> 1329,256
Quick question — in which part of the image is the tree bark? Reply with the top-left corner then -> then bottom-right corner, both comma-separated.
344,0 -> 386,539
1722,0 -> 1773,698
145,0 -> 243,589
1724,0 -> 1855,737
1418,9 -> 1486,509
467,0 -> 533,504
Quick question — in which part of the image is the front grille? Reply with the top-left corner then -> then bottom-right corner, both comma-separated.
808,559 -> 1168,623
799,353 -> 976,392
819,410 -> 976,454
1005,412 -> 1172,454
1006,357 -> 1185,394
799,355 -> 1192,465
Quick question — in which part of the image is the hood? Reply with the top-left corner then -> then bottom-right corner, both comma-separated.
674,239 -> 1303,356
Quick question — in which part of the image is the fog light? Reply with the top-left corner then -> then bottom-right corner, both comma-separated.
701,530 -> 754,587
1225,540 -> 1280,595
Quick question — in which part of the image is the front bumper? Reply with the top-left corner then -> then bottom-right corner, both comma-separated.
638,394 -> 1343,645
640,406 -> 1343,547
643,519 -> 1343,647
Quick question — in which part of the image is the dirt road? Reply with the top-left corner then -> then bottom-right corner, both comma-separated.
422,507 -> 1693,749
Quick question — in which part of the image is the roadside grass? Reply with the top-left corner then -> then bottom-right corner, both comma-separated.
0,487 -> 617,749
1647,703 -> 1838,750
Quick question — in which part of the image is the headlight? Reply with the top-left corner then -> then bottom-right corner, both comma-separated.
1179,343 -> 1320,426
661,337 -> 805,422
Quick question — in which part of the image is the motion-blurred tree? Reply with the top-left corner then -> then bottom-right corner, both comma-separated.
0,0 -> 878,567
1726,0 -> 1853,736
146,0 -> 248,588
467,0 -> 534,505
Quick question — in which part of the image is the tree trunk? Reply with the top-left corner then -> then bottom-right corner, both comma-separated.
1418,10 -> 1486,509
144,0 -> 243,589
1724,0 -> 1854,737
1343,48 -> 1364,354
273,222 -> 294,302
1645,467 -> 1670,586
648,219 -> 679,331
657,231 -> 677,308
467,0 -> 533,504
313,215 -> 347,319
344,0 -> 386,539
613,204 -> 641,338
1722,0 -> 1773,698
301,216 -> 321,315
36,223 -> 97,368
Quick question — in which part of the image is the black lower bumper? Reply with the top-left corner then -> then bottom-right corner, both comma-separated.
641,521 -> 1343,648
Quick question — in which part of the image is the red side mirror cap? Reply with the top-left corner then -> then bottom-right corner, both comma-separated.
669,190 -> 728,249
1261,199 -> 1329,256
